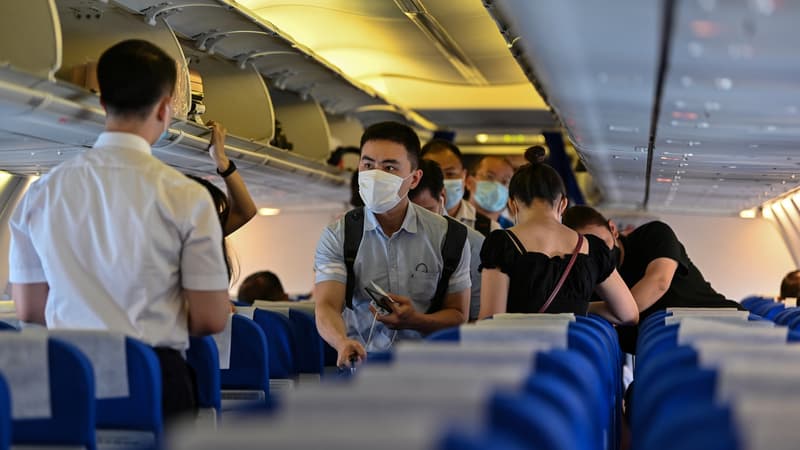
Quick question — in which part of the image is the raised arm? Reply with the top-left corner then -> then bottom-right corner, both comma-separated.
207,121 -> 257,236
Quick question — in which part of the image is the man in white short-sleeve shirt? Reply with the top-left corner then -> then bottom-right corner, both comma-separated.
314,122 -> 471,368
8,40 -> 230,421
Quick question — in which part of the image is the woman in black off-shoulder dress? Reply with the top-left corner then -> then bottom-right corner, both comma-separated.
478,147 -> 638,325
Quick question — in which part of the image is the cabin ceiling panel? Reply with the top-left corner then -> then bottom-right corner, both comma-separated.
236,0 -> 546,112
652,0 -> 800,213
485,0 -> 660,208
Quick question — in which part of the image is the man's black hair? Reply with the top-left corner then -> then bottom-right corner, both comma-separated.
780,270 -> 800,299
421,139 -> 465,167
409,159 -> 445,202
360,121 -> 420,169
237,271 -> 287,304
562,205 -> 612,232
97,39 -> 177,118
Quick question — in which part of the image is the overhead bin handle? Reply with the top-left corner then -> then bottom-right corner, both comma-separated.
143,3 -> 226,26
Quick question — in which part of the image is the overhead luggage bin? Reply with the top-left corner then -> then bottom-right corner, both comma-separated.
269,88 -> 332,161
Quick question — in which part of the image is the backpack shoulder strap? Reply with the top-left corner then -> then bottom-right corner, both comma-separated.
474,212 -> 491,237
427,216 -> 468,314
343,207 -> 364,309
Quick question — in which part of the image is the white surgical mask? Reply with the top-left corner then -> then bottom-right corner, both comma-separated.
443,179 -> 464,210
358,170 -> 410,214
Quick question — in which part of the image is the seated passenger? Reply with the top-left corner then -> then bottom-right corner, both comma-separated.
237,271 -> 289,304
562,205 -> 744,352
8,40 -> 230,421
779,270 -> 800,300
409,159 -> 484,322
479,147 -> 638,324
421,139 -> 498,236
467,155 -> 515,229
313,122 -> 471,366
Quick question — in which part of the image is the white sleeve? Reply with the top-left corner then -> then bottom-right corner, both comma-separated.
180,192 -> 230,291
8,191 -> 46,283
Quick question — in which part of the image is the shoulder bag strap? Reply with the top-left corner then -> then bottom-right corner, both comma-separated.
539,234 -> 584,313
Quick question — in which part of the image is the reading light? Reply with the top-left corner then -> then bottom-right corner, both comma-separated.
475,133 -> 489,144
739,208 -> 757,219
258,208 -> 281,216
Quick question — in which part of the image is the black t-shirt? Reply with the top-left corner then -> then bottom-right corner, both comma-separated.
480,230 -> 616,314
618,221 -> 742,319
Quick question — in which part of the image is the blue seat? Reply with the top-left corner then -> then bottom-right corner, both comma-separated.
288,309 -> 331,375
773,307 -> 800,325
752,301 -> 782,318
533,350 -> 606,450
221,315 -> 270,401
633,367 -> 717,447
95,337 -> 162,448
427,326 -> 460,341
741,296 -> 773,310
525,373 -> 596,450
643,400 -> 739,450
11,338 -> 96,449
252,309 -> 294,378
0,375 -> 10,450
489,389 -> 579,450
187,336 -> 221,415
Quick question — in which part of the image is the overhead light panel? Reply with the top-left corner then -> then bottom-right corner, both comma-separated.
393,0 -> 488,86
739,208 -> 757,219
258,207 -> 281,216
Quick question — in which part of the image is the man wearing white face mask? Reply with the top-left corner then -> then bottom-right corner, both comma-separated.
421,139 -> 500,236
409,159 -> 484,322
467,156 -> 516,229
314,122 -> 472,367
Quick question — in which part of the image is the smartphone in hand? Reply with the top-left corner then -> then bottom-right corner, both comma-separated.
365,282 -> 395,315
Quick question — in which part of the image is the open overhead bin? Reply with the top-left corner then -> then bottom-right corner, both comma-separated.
0,0 -> 450,207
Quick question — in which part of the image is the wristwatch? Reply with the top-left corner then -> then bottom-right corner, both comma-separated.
217,160 -> 237,178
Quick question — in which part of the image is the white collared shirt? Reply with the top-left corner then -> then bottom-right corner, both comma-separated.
9,132 -> 229,351
314,203 -> 471,351
454,199 -> 501,232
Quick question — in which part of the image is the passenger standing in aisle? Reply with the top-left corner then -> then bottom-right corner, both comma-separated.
8,40 -> 231,421
313,122 -> 471,367
421,139 -> 499,236
409,159 -> 484,322
479,147 -> 638,324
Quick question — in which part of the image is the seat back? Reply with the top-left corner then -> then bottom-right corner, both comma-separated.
95,337 -> 162,438
0,375 -> 10,450
187,336 -> 221,413
11,337 -> 96,448
222,315 -> 269,395
251,309 -> 294,379
287,309 -> 326,375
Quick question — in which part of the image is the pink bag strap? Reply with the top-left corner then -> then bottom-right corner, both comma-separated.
539,234 -> 584,313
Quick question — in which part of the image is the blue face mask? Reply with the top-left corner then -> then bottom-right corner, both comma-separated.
443,179 -> 464,211
158,130 -> 170,142
473,181 -> 509,213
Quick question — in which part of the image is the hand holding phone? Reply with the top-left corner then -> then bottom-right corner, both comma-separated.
365,282 -> 396,315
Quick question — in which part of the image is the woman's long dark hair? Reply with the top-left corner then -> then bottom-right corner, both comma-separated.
186,174 -> 234,282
